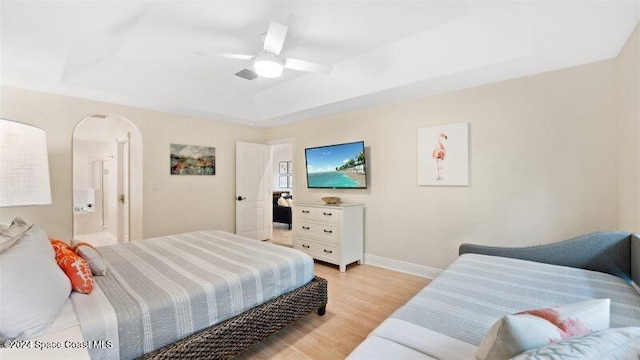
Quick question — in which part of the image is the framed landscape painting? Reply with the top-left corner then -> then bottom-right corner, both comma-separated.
417,122 -> 469,186
170,144 -> 216,175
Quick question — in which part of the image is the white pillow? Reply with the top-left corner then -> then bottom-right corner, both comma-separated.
277,197 -> 290,207
0,224 -> 72,341
512,327 -> 640,359
75,243 -> 108,276
286,198 -> 293,207
0,217 -> 32,253
476,299 -> 610,360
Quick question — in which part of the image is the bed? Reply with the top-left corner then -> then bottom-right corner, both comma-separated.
69,229 -> 327,359
0,223 -> 327,359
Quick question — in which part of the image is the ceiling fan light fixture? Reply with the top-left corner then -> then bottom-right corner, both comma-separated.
254,51 -> 283,78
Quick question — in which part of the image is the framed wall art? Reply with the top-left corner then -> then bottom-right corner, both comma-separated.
279,175 -> 288,188
279,161 -> 288,174
417,122 -> 469,186
170,144 -> 216,175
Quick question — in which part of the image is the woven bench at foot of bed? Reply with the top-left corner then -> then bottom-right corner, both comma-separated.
140,276 -> 328,360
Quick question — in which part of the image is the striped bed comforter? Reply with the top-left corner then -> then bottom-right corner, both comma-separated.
74,230 -> 314,360
392,253 -> 640,346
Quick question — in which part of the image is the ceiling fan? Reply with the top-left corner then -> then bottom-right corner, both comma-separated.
218,21 -> 332,79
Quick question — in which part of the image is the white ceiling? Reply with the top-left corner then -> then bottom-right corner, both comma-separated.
1,1 -> 638,128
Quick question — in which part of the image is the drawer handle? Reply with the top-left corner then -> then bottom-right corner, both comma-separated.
302,226 -> 310,230
323,230 -> 333,234
323,249 -> 333,254
322,212 -> 332,216
302,210 -> 310,214
302,244 -> 310,249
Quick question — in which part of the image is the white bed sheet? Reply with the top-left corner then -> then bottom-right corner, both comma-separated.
1,300 -> 89,360
44,299 -> 80,335
71,283 -> 119,360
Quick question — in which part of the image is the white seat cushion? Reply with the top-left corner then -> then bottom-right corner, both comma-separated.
348,336 -> 436,360
348,318 -> 477,359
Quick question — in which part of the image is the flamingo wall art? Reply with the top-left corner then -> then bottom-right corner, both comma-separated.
418,122 -> 469,186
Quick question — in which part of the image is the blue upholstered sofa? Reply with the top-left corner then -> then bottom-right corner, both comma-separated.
349,232 -> 640,359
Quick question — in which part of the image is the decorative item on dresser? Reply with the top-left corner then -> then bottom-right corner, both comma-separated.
293,202 -> 364,272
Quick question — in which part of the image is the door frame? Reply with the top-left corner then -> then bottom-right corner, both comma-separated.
71,114 -> 143,243
267,137 -> 295,238
117,133 -> 130,243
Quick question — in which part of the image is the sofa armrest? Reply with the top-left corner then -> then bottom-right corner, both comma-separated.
459,231 -> 632,281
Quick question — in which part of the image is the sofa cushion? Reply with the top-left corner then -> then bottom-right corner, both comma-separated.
391,254 -> 639,347
371,318 -> 477,359
347,335 -> 437,360
476,299 -> 610,360
511,327 -> 640,359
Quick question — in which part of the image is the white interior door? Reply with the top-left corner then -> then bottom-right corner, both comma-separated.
117,134 -> 130,243
236,141 -> 271,240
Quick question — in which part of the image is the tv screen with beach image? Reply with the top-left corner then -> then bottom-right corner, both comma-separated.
305,141 -> 367,189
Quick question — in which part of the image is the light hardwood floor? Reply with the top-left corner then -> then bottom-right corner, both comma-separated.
238,227 -> 431,359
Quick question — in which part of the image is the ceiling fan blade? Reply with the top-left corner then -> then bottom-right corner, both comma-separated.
284,58 -> 332,74
263,21 -> 288,56
215,53 -> 254,60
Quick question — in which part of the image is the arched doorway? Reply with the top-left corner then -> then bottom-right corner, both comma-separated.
72,114 -> 143,245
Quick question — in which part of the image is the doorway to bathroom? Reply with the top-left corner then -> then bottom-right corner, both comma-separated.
72,114 -> 142,246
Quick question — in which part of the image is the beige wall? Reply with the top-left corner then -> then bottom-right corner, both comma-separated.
617,24 -> 640,232
272,144 -> 293,191
0,86 -> 264,240
265,60 -> 619,270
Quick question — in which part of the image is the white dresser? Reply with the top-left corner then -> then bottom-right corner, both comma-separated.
292,202 -> 364,272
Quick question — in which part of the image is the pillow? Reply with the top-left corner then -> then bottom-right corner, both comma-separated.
277,197 -> 290,207
512,327 -> 640,359
74,242 -> 108,276
50,238 -> 73,257
55,248 -> 94,294
0,224 -> 71,341
286,198 -> 293,207
476,299 -> 610,360
0,217 -> 32,253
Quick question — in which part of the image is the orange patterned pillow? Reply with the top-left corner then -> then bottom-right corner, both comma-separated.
55,248 -> 94,294
50,238 -> 72,259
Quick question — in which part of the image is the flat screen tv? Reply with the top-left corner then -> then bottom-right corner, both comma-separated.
305,141 -> 367,189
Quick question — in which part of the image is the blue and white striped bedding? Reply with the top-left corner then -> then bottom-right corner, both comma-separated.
392,253 -> 640,346
72,230 -> 314,360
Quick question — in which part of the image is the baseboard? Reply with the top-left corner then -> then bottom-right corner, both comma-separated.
364,253 -> 443,279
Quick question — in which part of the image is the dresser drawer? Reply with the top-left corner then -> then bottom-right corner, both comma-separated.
314,208 -> 341,224
296,220 -> 340,244
313,242 -> 339,263
295,206 -> 315,220
294,238 -> 315,255
295,238 -> 340,264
